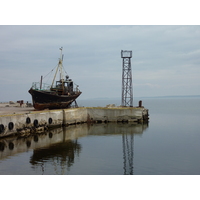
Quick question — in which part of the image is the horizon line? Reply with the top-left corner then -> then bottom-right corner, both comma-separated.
79,94 -> 200,101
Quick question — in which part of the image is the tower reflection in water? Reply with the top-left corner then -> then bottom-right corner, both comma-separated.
122,133 -> 134,175
114,122 -> 148,175
0,123 -> 148,175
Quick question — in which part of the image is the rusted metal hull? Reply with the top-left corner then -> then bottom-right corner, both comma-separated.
29,88 -> 81,110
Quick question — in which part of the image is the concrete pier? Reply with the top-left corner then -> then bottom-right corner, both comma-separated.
0,106 -> 149,138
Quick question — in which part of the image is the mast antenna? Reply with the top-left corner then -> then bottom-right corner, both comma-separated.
51,47 -> 64,88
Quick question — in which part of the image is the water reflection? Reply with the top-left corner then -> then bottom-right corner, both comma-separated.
122,134 -> 134,175
115,123 -> 147,175
30,140 -> 81,174
0,123 -> 148,175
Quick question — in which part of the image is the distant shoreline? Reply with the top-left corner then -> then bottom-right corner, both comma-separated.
140,95 -> 200,99
79,95 -> 200,101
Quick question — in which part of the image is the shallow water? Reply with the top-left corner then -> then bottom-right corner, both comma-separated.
0,97 -> 200,175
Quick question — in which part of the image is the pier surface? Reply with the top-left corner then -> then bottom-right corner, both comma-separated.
0,103 -> 149,138
0,106 -> 33,115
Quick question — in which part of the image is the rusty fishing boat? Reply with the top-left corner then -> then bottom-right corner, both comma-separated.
29,47 -> 82,110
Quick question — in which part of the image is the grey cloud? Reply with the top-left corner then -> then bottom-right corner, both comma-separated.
0,25 -> 200,101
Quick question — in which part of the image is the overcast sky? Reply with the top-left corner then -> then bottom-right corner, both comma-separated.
0,25 -> 200,102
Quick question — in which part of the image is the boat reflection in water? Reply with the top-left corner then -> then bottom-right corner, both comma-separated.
0,123 -> 148,175
30,138 -> 81,174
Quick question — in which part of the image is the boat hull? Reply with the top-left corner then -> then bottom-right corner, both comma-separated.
29,88 -> 81,110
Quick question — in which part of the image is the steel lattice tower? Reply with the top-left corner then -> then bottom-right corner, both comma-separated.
121,50 -> 133,107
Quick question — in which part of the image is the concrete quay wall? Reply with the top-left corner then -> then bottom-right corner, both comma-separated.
0,107 -> 149,138
64,107 -> 149,124
0,110 -> 63,138
87,107 -> 148,123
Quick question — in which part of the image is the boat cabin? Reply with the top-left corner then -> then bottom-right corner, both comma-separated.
51,76 -> 74,95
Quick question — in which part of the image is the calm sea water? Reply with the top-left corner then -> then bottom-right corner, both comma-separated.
0,97 -> 200,175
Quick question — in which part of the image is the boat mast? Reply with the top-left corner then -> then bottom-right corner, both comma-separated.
51,47 -> 64,89
40,75 -> 43,90
59,47 -> 64,81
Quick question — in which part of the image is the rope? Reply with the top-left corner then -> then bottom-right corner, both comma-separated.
63,65 -> 69,77
43,65 -> 57,79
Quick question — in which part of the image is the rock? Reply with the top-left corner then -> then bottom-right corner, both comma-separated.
106,104 -> 116,108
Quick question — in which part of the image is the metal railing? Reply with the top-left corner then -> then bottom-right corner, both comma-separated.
31,82 -> 51,91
